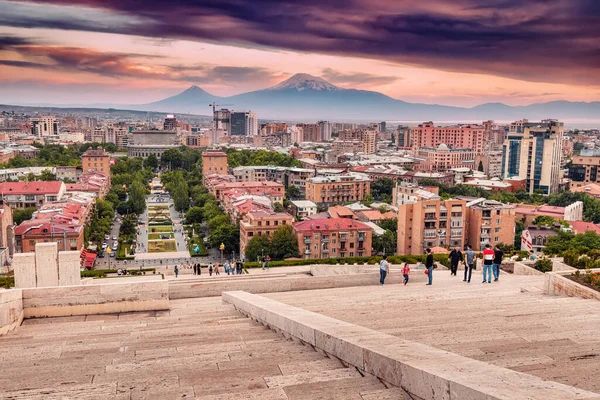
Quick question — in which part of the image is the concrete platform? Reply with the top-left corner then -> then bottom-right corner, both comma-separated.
265,271 -> 600,395
0,297 -> 404,399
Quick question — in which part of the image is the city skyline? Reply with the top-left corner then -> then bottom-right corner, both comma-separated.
0,0 -> 598,107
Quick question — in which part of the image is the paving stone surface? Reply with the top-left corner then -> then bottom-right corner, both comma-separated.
0,297 -> 400,399
265,271 -> 600,394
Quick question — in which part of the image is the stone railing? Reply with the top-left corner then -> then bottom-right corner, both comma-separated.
0,289 -> 23,336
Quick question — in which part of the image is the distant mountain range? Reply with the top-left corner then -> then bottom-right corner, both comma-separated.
135,73 -> 600,122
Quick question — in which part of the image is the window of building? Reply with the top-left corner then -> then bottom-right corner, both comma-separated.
494,237 -> 499,242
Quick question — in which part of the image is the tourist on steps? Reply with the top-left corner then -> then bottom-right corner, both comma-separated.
493,245 -> 504,282
402,262 -> 410,285
425,248 -> 434,285
448,246 -> 463,276
464,245 -> 476,283
379,255 -> 389,285
482,244 -> 494,283
174,265 -> 179,278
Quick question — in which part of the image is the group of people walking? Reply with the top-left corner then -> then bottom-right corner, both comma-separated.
378,244 -> 507,287
171,260 -> 244,278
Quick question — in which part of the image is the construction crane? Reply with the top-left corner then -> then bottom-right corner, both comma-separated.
209,102 -> 233,114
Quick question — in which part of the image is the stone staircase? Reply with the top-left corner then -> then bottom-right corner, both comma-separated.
0,297 -> 406,399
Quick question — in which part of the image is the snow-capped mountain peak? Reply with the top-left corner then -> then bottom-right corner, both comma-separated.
269,73 -> 341,92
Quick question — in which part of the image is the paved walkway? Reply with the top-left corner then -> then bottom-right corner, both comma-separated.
266,271 -> 600,394
0,298 -> 404,399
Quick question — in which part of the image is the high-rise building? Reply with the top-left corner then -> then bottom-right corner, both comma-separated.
230,111 -> 258,136
568,149 -> 600,189
395,125 -> 410,148
380,121 -> 387,132
30,117 -> 58,136
202,150 -> 228,176
362,130 -> 378,154
214,109 -> 231,132
296,123 -> 322,142
164,115 -> 177,131
318,121 -> 332,141
501,119 -> 564,194
410,122 -> 485,154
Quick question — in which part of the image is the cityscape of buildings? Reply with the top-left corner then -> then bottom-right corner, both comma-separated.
1,105 -> 597,268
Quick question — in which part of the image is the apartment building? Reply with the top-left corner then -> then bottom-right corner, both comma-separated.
202,150 -> 228,176
397,199 -> 467,255
475,150 -> 503,178
81,148 -> 111,176
305,175 -> 370,205
392,182 -> 440,206
232,166 -> 315,196
410,122 -> 485,154
415,145 -> 475,172
362,131 -> 378,154
30,116 -> 58,136
501,119 -> 564,194
290,200 -> 318,220
0,181 -> 66,209
568,149 -> 600,189
239,210 -> 294,259
293,218 -> 373,259
460,197 -> 516,250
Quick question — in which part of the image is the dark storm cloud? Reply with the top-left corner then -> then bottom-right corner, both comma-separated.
2,0 -> 599,85
0,34 -> 33,49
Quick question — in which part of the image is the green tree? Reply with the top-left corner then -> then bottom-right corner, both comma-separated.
185,207 -> 203,224
371,178 -> 394,201
160,148 -> 183,169
285,185 -> 301,200
377,218 -> 398,233
544,230 -> 600,256
273,202 -> 284,212
269,225 -> 299,260
362,193 -> 374,207
209,224 -> 239,254
39,169 -> 56,181
244,234 -> 272,262
532,215 -> 555,227
128,180 -> 147,215
514,219 -> 525,249
373,230 -> 397,255
172,181 -> 189,212
207,214 -> 230,232
144,154 -> 159,170
477,160 -> 484,172
13,207 -> 36,225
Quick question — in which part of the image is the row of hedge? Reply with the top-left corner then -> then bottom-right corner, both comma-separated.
0,276 -> 14,289
81,268 -> 156,278
243,254 -> 451,269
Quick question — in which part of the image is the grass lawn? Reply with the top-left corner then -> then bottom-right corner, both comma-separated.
148,205 -> 169,210
148,239 -> 177,253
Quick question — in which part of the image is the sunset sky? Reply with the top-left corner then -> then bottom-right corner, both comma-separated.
0,0 -> 598,107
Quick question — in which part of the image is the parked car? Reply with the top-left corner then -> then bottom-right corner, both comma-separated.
109,252 -> 115,257
104,234 -> 109,240
101,243 -> 108,249
112,235 -> 117,240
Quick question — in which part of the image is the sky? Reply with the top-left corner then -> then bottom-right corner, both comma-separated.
0,0 -> 598,107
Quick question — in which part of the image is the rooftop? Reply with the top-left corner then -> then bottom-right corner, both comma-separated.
0,181 -> 64,195
293,217 -> 372,232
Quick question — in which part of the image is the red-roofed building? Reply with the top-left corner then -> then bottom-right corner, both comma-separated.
570,221 -> 600,235
229,198 -> 272,223
65,171 -> 110,198
15,221 -> 84,253
293,218 -> 373,259
213,181 -> 285,204
240,210 -> 294,259
14,199 -> 92,253
0,181 -> 66,209
515,202 -> 583,225
355,209 -> 397,223
327,206 -> 357,219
